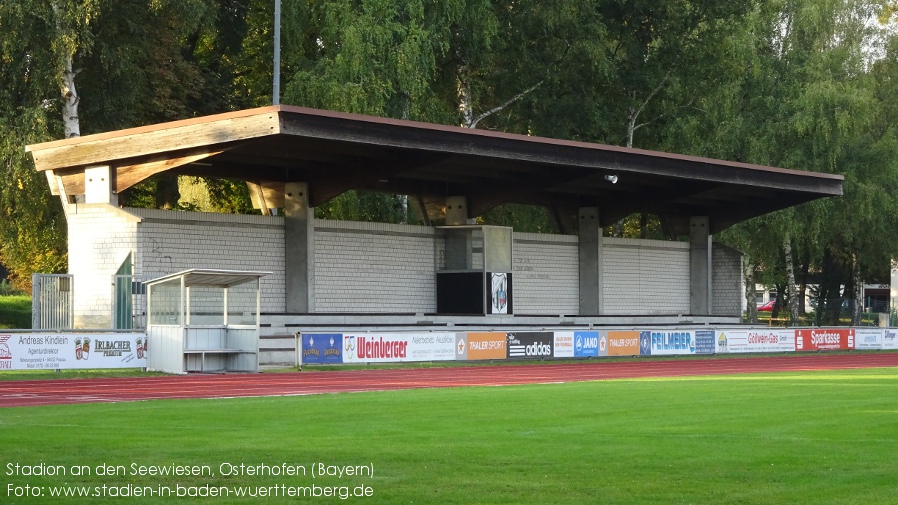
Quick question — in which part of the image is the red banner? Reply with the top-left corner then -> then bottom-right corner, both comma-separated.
795,328 -> 854,351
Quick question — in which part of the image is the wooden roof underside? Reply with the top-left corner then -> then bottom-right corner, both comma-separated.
27,105 -> 844,234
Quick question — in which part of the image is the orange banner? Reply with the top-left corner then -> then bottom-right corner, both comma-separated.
465,332 -> 507,360
606,331 -> 640,356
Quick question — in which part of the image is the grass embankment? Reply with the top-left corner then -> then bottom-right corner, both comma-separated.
0,295 -> 30,329
2,368 -> 897,504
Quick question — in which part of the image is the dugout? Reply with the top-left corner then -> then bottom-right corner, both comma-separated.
145,269 -> 268,374
26,106 -> 844,337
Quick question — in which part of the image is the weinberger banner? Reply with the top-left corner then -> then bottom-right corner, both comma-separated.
715,330 -> 795,354
0,333 -> 146,370
342,333 -> 456,363
795,328 -> 854,351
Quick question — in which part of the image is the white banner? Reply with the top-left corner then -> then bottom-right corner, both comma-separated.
341,333 -> 456,363
715,330 -> 795,354
0,333 -> 147,371
553,331 -> 575,358
883,329 -> 898,350
854,328 -> 884,350
644,330 -> 697,356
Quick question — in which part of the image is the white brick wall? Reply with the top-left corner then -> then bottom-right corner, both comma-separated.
512,233 -> 579,314
66,207 -> 741,322
67,204 -> 139,328
603,238 -> 691,315
130,208 -> 286,313
713,243 -> 744,316
314,220 -> 437,312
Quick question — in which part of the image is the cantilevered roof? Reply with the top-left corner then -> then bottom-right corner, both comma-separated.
26,105 -> 843,234
144,269 -> 270,288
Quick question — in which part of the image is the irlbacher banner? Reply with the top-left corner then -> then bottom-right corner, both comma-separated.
0,333 -> 147,370
795,328 -> 854,351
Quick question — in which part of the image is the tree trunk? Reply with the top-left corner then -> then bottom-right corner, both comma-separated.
852,252 -> 863,326
457,64 -> 474,128
783,230 -> 798,324
52,2 -> 80,139
744,256 -> 757,324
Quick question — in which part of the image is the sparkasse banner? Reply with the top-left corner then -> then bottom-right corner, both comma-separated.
715,330 -> 795,354
795,328 -> 854,351
341,333 -> 456,363
0,333 -> 146,370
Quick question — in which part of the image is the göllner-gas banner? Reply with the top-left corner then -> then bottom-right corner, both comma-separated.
715,330 -> 795,354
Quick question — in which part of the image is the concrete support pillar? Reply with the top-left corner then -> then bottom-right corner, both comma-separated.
84,165 -> 117,206
285,182 -> 314,313
690,216 -> 712,315
578,207 -> 603,315
445,196 -> 469,226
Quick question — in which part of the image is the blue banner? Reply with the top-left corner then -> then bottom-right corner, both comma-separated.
301,333 -> 343,364
639,331 -> 652,356
573,331 -> 600,357
694,330 -> 715,355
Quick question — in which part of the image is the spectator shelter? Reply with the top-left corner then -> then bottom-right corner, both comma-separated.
26,106 -> 843,337
145,269 -> 267,374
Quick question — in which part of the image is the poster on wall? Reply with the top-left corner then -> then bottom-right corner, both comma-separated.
795,328 -> 854,351
854,328 -> 883,350
342,333 -> 456,363
300,333 -> 343,364
715,330 -> 795,354
489,273 -> 510,314
0,333 -> 146,370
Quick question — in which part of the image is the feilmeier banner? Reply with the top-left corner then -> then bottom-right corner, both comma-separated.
341,333 -> 456,363
0,333 -> 147,370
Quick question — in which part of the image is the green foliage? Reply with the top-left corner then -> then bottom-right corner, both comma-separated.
0,295 -> 31,329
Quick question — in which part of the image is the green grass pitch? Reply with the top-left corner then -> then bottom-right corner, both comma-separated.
2,368 -> 897,504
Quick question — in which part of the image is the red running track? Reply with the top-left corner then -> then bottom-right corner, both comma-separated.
2,353 -> 896,408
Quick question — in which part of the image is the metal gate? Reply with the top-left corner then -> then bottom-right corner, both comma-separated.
112,275 -> 148,330
31,274 -> 74,330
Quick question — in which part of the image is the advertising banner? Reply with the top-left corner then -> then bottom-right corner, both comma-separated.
554,332 -> 575,358
300,333 -> 343,364
854,328 -> 883,350
795,328 -> 854,352
573,331 -> 600,358
715,330 -> 795,354
642,330 -> 697,356
462,332 -> 507,360
506,332 -> 553,359
0,333 -> 146,370
639,331 -> 652,356
694,330 -> 716,355
606,331 -> 640,357
342,333 -> 456,363
489,273 -> 510,314
883,329 -> 898,350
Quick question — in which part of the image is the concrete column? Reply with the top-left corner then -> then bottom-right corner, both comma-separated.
285,182 -> 314,313
578,207 -> 603,315
445,196 -> 468,226
84,165 -> 117,206
690,216 -> 712,315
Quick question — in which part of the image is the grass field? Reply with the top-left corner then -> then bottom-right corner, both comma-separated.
2,368 -> 897,504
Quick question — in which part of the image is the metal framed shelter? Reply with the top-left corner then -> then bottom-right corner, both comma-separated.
26,105 -> 843,329
145,269 -> 268,374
